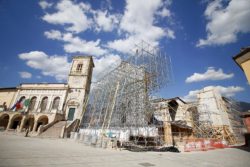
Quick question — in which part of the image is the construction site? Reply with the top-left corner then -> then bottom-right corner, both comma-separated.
71,41 -> 246,152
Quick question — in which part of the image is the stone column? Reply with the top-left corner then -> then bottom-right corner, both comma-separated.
6,117 -> 12,130
46,96 -> 52,112
33,120 -> 38,132
19,117 -> 26,132
163,122 -> 173,146
48,99 -> 53,112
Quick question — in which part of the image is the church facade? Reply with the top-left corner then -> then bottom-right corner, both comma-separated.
0,56 -> 94,137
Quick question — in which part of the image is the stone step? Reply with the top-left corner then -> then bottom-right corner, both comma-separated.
39,121 -> 67,138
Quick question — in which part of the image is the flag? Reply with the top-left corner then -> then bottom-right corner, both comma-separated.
10,98 -> 25,111
15,102 -> 22,110
24,99 -> 30,107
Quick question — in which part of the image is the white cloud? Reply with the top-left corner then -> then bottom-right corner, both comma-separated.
94,10 -> 120,32
40,0 -> 120,33
39,0 -> 175,81
165,28 -> 175,39
93,54 -> 121,81
44,29 -> 61,39
42,0 -> 92,33
108,36 -> 140,54
120,0 -> 164,36
41,0 -> 175,55
39,1 -> 53,10
108,0 -> 174,54
197,0 -> 250,47
18,51 -> 71,81
185,67 -> 234,83
44,30 -> 107,56
214,86 -> 244,97
18,51 -> 121,82
183,89 -> 201,102
183,85 -> 244,102
157,8 -> 171,17
19,71 -> 32,79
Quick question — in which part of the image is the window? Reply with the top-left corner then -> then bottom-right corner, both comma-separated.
52,97 -> 60,110
76,63 -> 83,72
28,96 -> 37,111
40,97 -> 48,112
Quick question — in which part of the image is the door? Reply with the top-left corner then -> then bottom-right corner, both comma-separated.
67,108 -> 75,121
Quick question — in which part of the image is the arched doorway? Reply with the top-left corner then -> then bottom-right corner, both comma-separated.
35,116 -> 48,131
11,115 -> 23,130
0,114 -> 10,130
23,117 -> 35,131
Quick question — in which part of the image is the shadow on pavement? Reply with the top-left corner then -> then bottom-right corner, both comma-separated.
233,145 -> 250,152
124,146 -> 180,153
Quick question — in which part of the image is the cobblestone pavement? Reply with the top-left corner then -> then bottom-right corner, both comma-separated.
0,134 -> 249,167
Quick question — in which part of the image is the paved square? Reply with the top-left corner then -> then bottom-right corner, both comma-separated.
0,134 -> 249,167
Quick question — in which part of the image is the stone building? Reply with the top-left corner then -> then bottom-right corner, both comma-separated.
0,56 -> 94,137
233,47 -> 250,84
150,88 -> 246,146
150,97 -> 193,146
0,87 -> 17,111
197,87 -> 245,144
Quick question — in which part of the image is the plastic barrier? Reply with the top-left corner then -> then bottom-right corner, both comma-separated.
79,133 -> 85,141
184,139 -> 228,152
184,139 -> 207,152
210,139 -> 228,149
70,132 -> 76,139
74,133 -> 80,140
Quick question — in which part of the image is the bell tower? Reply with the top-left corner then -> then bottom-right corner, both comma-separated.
65,56 -> 94,123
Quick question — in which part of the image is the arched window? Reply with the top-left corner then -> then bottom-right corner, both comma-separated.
28,96 -> 37,111
19,96 -> 26,108
40,97 -> 48,112
19,96 -> 26,102
52,97 -> 60,110
11,96 -> 25,110
76,63 -> 83,72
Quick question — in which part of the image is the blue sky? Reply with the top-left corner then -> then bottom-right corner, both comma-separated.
0,0 -> 249,102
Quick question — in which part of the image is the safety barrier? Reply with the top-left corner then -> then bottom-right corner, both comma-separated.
184,138 -> 228,152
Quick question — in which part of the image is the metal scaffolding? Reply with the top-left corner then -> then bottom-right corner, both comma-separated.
78,41 -> 244,149
188,102 -> 215,139
222,97 -> 245,144
80,41 -> 173,147
194,89 -> 245,145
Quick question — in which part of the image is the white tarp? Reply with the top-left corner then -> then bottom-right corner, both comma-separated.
79,127 -> 159,142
